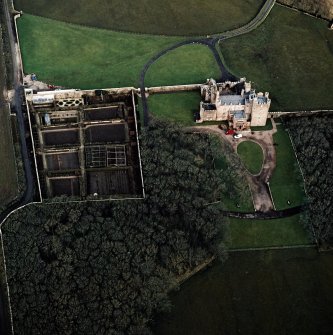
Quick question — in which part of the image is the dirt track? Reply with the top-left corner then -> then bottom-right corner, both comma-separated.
194,119 -> 278,212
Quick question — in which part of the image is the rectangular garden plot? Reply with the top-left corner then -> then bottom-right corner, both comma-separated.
43,129 -> 80,146
85,124 -> 128,144
46,152 -> 80,171
87,169 -> 131,195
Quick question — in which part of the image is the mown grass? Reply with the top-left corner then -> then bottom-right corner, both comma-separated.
148,92 -> 200,125
14,0 -> 265,36
145,44 -> 221,87
17,14 -> 182,89
270,124 -> 305,210
227,215 -> 310,249
237,141 -> 263,175
221,5 -> 333,111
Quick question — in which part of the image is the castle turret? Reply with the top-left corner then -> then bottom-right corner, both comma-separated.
250,92 -> 271,127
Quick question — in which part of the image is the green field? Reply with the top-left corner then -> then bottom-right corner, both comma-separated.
14,0 -> 265,36
153,248 -> 333,335
221,5 -> 333,111
0,41 -> 18,208
237,141 -> 263,175
228,215 -> 310,249
148,92 -> 200,125
270,124 -> 305,210
17,14 -> 182,89
145,44 -> 221,87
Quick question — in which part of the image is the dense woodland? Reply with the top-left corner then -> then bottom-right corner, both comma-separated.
285,115 -> 333,245
278,0 -> 333,20
3,120 -> 247,334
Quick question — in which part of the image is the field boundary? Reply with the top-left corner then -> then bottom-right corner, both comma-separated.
229,244 -> 316,252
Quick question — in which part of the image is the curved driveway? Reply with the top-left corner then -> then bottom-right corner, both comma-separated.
139,0 -> 276,126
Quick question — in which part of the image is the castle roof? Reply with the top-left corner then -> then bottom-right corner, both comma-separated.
233,110 -> 246,119
220,95 -> 245,105
257,96 -> 268,104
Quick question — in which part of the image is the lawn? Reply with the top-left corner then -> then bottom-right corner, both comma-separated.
0,42 -> 18,208
237,141 -> 263,175
227,215 -> 310,249
17,14 -> 182,89
148,92 -> 200,125
220,5 -> 333,111
270,124 -> 305,210
153,248 -> 333,335
145,44 -> 221,87
14,0 -> 265,36
212,138 -> 253,213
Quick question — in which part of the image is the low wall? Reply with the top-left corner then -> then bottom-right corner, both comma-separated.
147,84 -> 201,94
270,110 -> 333,118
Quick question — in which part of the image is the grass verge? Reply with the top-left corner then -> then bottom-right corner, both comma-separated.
148,92 -> 201,125
237,141 -> 263,175
17,14 -> 182,89
145,44 -> 221,87
221,5 -> 333,111
14,0 -> 265,36
227,215 -> 310,249
270,124 -> 305,210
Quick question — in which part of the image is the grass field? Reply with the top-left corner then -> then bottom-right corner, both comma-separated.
270,124 -> 305,210
0,41 -> 18,208
153,248 -> 333,335
148,92 -> 201,125
145,44 -> 221,87
14,0 -> 265,36
237,141 -> 263,175
227,215 -> 310,249
17,14 -> 182,89
221,5 -> 333,111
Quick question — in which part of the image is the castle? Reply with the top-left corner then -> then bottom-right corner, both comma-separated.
197,78 -> 271,129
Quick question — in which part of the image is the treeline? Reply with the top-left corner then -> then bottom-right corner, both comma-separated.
3,120 -> 247,334
285,115 -> 333,245
277,0 -> 333,21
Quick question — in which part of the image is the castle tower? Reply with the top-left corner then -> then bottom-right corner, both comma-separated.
250,92 -> 271,127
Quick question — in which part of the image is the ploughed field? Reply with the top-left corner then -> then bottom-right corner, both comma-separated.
14,0 -> 265,36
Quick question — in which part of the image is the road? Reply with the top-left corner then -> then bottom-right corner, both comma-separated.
139,0 -> 276,126
0,1 -> 35,334
0,2 -> 35,225
0,0 -> 277,333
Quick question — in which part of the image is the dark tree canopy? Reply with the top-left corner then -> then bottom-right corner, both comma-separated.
285,115 -> 333,245
3,120 -> 248,334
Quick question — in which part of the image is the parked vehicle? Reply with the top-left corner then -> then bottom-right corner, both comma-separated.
233,133 -> 243,139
